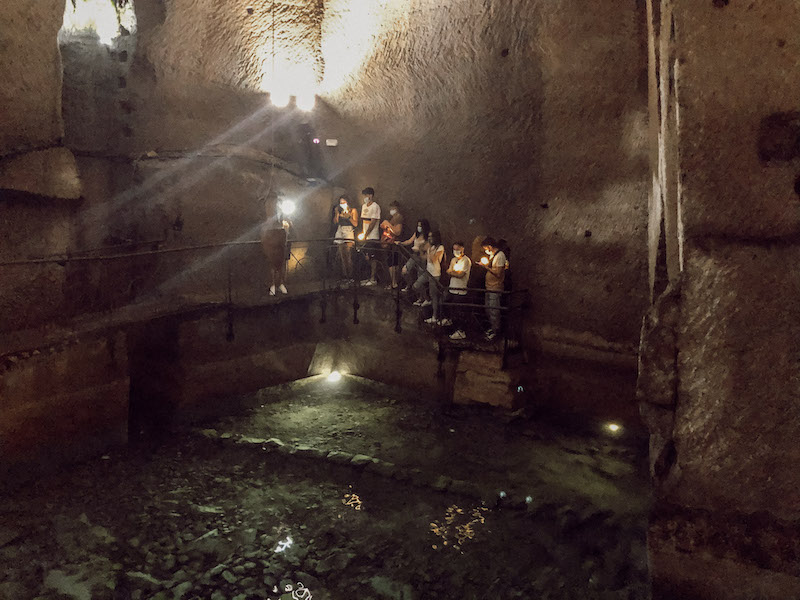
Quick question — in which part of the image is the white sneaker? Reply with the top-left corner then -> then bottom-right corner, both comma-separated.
450,330 -> 466,340
424,317 -> 438,324
279,284 -> 288,294
439,318 -> 453,326
413,299 -> 424,306
421,300 -> 432,307
269,285 -> 276,296
364,279 -> 377,286
485,330 -> 497,341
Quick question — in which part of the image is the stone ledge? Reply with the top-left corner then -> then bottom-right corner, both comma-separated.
191,428 -> 561,513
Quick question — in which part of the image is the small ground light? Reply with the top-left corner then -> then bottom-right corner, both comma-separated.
498,491 -> 507,499
312,138 -> 320,144
517,385 -> 524,393
605,422 -> 622,434
327,370 -> 342,383
525,496 -> 533,504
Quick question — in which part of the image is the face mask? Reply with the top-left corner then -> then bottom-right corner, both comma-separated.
363,197 -> 370,204
454,250 -> 463,257
390,208 -> 397,216
417,226 -> 423,233
340,204 -> 348,211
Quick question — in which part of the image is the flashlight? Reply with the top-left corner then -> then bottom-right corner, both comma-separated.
358,233 -> 365,241
454,262 -> 464,272
480,256 -> 489,266
279,200 -> 296,215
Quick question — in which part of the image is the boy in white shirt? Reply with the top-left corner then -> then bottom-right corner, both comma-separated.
443,241 -> 472,339
358,187 -> 381,285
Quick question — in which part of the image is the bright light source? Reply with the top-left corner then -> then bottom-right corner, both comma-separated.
327,371 -> 342,383
498,491 -> 507,499
270,90 -> 290,108
274,535 -> 293,553
326,139 -> 339,147
279,200 -> 296,215
480,257 -> 489,266
61,0 -> 130,45
525,496 -> 533,504
516,385 -> 524,393
357,233 -> 365,241
605,422 -> 622,434
312,138 -> 320,144
296,93 -> 316,112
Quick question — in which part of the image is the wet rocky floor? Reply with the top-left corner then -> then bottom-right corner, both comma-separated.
0,376 -> 651,600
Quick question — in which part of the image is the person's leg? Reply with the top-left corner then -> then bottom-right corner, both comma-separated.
336,243 -> 346,278
486,291 -> 501,332
413,271 -> 428,303
402,258 -> 416,290
345,243 -> 355,279
430,276 -> 441,320
370,256 -> 379,282
277,233 -> 289,292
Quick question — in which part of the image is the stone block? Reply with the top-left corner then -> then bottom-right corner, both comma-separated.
0,148 -> 81,199
0,332 -> 129,479
452,351 -> 514,408
671,242 -> 800,517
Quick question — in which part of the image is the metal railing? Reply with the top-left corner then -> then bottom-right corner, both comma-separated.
0,236 -> 529,368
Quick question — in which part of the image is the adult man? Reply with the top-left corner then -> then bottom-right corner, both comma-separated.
481,236 -> 507,340
358,187 -> 381,285
443,241 -> 472,339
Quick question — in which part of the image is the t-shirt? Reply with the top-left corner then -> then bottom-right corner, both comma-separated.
448,255 -> 472,294
485,251 -> 507,291
360,201 -> 381,240
382,211 -> 404,242
426,244 -> 445,277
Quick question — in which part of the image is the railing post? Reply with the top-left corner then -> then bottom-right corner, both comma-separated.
394,246 -> 402,333
352,241 -> 360,325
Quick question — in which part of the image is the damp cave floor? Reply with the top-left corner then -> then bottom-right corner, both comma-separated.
0,376 -> 651,600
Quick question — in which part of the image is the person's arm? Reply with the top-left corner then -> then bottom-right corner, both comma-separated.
430,245 -> 444,265
391,221 -> 403,238
365,218 -> 378,237
349,208 -> 358,226
332,210 -> 339,225
400,233 -> 416,246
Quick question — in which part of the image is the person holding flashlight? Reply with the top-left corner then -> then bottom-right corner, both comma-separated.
359,187 -> 381,285
442,241 -> 472,338
481,237 -> 507,340
260,192 -> 292,295
333,194 -> 358,281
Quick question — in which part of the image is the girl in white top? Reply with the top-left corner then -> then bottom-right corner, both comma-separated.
399,219 -> 430,292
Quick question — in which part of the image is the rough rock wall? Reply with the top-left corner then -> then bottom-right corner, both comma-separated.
316,0 -> 650,346
642,1 -> 800,598
0,0 -> 66,155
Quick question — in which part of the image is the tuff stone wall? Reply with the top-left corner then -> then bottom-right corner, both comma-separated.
316,0 -> 650,348
642,2 -> 800,598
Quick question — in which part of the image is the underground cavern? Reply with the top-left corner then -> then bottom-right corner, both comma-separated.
2,1 -> 800,599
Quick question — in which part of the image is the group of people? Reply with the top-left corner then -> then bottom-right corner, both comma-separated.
260,186 -> 510,340
331,188 -> 510,341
